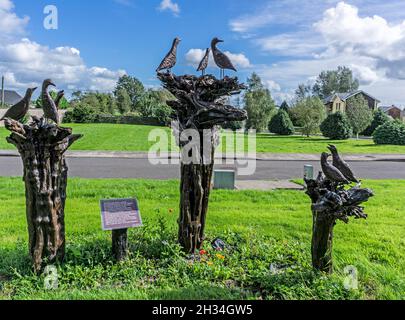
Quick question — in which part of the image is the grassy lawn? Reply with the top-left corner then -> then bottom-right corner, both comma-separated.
1,123 -> 405,154
0,178 -> 404,300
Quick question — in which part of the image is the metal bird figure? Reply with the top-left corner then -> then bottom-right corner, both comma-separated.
54,90 -> 65,109
1,87 -> 37,122
197,48 -> 210,76
41,79 -> 59,124
321,152 -> 349,184
211,37 -> 237,79
327,145 -> 359,183
156,37 -> 181,73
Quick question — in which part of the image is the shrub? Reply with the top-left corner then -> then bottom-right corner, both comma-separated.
222,121 -> 243,131
63,103 -> 95,124
320,112 -> 353,140
373,120 -> 405,145
290,97 -> 326,137
268,110 -> 294,135
362,108 -> 391,136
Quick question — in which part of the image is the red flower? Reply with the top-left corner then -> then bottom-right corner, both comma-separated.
199,249 -> 208,255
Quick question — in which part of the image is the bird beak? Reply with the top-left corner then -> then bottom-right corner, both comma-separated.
50,82 -> 56,87
32,87 -> 38,92
218,39 -> 224,43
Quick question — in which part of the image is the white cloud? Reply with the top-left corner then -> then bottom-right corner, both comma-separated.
237,1 -> 405,105
185,49 -> 251,69
0,0 -> 29,36
158,0 -> 180,16
0,1 -> 126,93
229,13 -> 272,33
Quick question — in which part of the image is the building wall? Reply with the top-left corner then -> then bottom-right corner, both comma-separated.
331,96 -> 346,113
387,107 -> 402,120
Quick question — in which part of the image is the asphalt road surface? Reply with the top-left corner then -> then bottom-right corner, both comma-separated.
0,157 -> 404,180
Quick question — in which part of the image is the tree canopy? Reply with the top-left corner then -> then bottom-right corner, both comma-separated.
244,72 -> 276,132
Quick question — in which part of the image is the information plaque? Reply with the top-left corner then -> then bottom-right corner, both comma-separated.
100,198 -> 142,231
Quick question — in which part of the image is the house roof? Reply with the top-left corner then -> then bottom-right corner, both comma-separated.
1,90 -> 22,105
323,90 -> 381,104
380,105 -> 403,112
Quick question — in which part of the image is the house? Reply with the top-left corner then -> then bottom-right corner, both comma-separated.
323,90 -> 380,114
379,105 -> 403,120
1,90 -> 22,106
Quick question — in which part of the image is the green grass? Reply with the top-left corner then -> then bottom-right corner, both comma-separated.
1,123 -> 405,154
0,178 -> 404,300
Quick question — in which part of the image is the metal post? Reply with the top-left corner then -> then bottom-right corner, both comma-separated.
304,165 -> 314,180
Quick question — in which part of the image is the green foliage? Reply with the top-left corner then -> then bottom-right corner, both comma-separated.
137,89 -> 173,125
290,97 -> 326,137
268,110 -> 294,135
362,108 -> 391,136
244,73 -> 276,132
373,120 -> 405,145
116,88 -> 132,115
312,66 -> 359,99
0,178 -> 404,300
114,75 -> 145,111
320,112 -> 353,140
35,91 -> 70,110
221,121 -> 243,131
63,103 -> 96,124
279,101 -> 289,112
346,95 -> 373,138
295,83 -> 312,102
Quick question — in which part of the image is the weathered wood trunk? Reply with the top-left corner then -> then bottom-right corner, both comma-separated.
311,212 -> 335,273
112,229 -> 128,262
4,118 -> 82,272
158,73 -> 247,253
178,134 -> 215,253
305,171 -> 373,274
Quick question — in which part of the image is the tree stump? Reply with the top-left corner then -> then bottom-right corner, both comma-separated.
4,117 -> 82,272
305,173 -> 374,273
158,73 -> 247,253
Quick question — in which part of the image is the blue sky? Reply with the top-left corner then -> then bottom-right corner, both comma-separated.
1,0 -> 405,105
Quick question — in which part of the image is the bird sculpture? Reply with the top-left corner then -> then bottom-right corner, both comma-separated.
54,90 -> 65,109
321,152 -> 349,184
211,37 -> 237,78
156,37 -> 181,73
41,79 -> 59,124
197,48 -> 210,76
0,87 -> 37,122
327,145 -> 359,183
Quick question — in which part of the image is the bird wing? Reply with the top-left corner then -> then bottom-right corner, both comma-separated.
197,52 -> 209,72
213,50 -> 237,71
2,101 -> 27,121
157,52 -> 176,72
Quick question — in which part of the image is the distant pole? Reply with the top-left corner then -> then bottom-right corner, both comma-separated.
1,76 -> 4,108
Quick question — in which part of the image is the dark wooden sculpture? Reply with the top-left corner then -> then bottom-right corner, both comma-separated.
55,90 -> 65,110
305,148 -> 373,274
211,37 -> 237,78
41,79 -> 59,124
328,144 -> 359,183
158,72 -> 247,253
4,116 -> 82,272
197,48 -> 210,76
0,87 -> 37,122
156,37 -> 181,73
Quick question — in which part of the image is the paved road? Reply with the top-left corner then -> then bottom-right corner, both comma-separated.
0,156 -> 404,180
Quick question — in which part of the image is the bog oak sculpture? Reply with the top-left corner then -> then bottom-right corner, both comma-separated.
305,146 -> 374,274
3,79 -> 82,273
157,37 -> 247,253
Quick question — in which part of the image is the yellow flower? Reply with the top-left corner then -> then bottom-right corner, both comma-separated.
216,254 -> 225,260
207,261 -> 213,266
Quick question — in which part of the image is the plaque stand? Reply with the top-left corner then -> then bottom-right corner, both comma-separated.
112,228 -> 128,261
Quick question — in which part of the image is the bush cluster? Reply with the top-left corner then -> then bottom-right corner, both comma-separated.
268,110 -> 295,135
320,112 -> 353,140
373,120 -> 405,145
